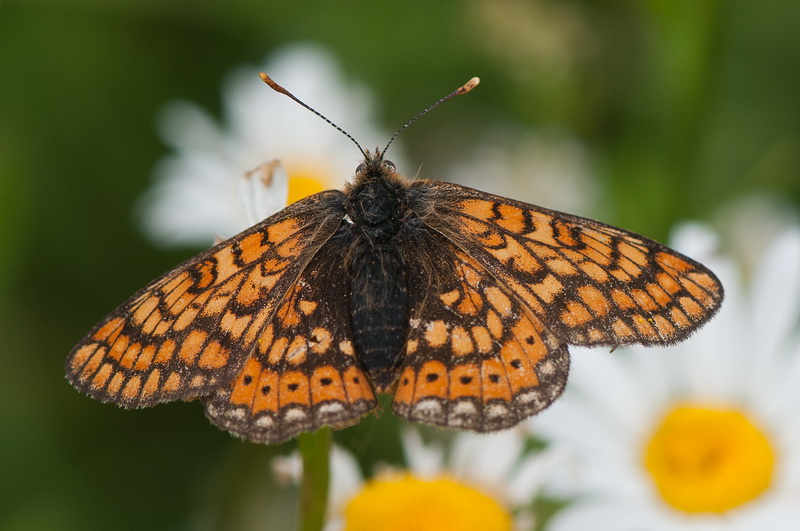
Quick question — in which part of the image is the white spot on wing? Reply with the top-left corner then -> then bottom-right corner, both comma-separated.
283,407 -> 307,423
485,403 -> 509,418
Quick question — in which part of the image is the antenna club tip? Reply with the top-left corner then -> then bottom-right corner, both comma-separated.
459,77 -> 481,94
259,73 -> 289,96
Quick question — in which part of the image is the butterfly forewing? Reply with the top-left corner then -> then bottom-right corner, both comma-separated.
393,228 -> 569,431
415,181 -> 724,348
203,232 -> 378,444
65,190 -> 346,409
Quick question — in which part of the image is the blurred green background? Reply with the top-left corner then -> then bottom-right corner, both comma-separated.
2,1 -> 799,529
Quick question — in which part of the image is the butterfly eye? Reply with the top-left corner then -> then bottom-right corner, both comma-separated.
384,160 -> 396,171
356,162 -> 367,173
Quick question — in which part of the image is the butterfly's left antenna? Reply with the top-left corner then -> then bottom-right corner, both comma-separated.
260,72 -> 368,159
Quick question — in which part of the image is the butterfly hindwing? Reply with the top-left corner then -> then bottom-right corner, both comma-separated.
65,190 -> 346,409
393,229 -> 569,431
204,232 -> 378,444
413,181 -> 724,348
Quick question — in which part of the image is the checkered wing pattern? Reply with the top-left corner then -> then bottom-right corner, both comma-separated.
394,229 -> 569,431
416,181 -> 724,348
203,235 -> 378,444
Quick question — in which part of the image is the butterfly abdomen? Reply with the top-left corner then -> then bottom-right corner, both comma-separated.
346,166 -> 411,392
349,244 -> 408,392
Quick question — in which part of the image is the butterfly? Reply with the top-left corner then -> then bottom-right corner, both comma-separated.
66,75 -> 724,444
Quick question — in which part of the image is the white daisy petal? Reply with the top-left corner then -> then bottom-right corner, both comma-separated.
752,229 -> 800,360
668,223 -> 719,259
762,337 -> 800,423
271,452 -> 302,485
401,429 -> 445,477
238,159 -> 289,226
546,499 -> 671,531
449,430 -> 524,485
505,447 -> 567,506
326,445 -> 365,521
157,100 -> 228,155
141,153 -> 247,243
541,349 -> 650,454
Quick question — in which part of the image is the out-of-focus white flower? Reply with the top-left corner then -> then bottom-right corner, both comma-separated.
139,43 -> 392,247
534,222 -> 800,530
444,129 -> 598,218
715,194 -> 800,279
274,428 -> 561,531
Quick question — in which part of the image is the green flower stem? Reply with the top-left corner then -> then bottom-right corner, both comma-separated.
298,428 -> 332,531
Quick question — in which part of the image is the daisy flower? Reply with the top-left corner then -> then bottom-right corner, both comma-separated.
534,222 -> 800,530
274,428 -> 561,531
138,42 -> 392,247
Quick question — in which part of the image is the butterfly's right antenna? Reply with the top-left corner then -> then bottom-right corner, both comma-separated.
259,72 -> 369,159
381,76 -> 480,158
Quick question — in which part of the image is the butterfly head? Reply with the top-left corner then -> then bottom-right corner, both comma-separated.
355,147 -> 397,181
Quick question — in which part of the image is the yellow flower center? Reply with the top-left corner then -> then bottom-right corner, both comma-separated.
644,404 -> 775,513
343,474 -> 512,531
286,169 -> 330,204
